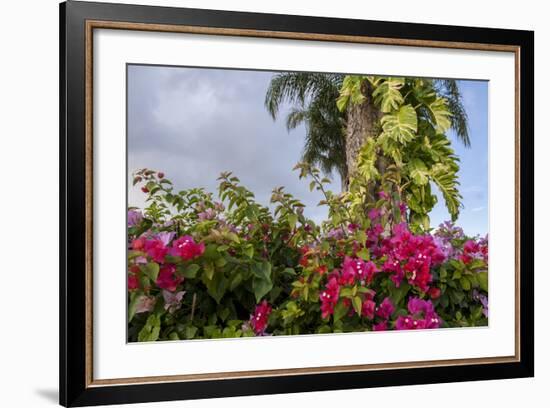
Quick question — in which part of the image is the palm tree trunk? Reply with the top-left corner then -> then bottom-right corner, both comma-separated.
344,81 -> 382,192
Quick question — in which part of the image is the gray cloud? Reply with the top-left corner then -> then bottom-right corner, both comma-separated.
127,65 -> 332,223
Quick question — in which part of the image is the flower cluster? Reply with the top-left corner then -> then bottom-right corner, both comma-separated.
250,300 -> 273,335
395,298 -> 442,330
368,223 -> 446,292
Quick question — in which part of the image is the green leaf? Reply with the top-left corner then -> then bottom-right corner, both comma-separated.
138,314 -> 161,342
460,276 -> 471,291
430,163 -> 462,221
333,300 -> 349,323
203,271 -> 228,304
204,261 -> 215,280
372,77 -> 405,112
243,244 -> 254,259
252,261 -> 273,302
356,247 -> 369,260
477,272 -> 489,292
128,291 -> 140,322
427,97 -> 452,133
178,263 -> 200,279
141,262 -> 160,282
287,213 -> 298,229
408,158 -> 429,186
380,104 -> 418,144
389,281 -> 410,306
352,296 -> 363,317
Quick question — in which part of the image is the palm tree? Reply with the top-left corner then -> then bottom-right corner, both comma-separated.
265,72 -> 347,186
265,73 -> 470,189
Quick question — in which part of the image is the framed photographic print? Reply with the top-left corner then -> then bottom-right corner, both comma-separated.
59,0 -> 534,406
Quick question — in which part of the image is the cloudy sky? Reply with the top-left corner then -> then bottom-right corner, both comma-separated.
127,65 -> 488,236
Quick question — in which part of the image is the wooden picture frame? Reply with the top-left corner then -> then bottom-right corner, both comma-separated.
60,1 -> 534,406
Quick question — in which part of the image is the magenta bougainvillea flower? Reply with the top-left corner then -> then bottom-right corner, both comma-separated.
373,321 -> 388,331
144,239 -> 169,264
250,300 -> 272,335
376,297 -> 395,320
169,235 -> 205,260
368,223 -> 445,293
362,299 -> 376,319
156,264 -> 183,292
320,276 -> 340,318
395,297 -> 442,330
341,256 -> 379,285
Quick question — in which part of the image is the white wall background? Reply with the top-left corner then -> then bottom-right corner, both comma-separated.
0,0 -> 544,407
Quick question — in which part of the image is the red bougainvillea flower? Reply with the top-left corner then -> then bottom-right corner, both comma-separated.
141,186 -> 149,193
157,172 -> 164,179
395,297 -> 442,330
156,264 -> 183,292
460,238 -> 488,264
428,287 -> 441,299
128,274 -> 139,290
169,235 -> 205,260
376,297 -> 395,320
250,300 -> 272,335
144,238 -> 169,264
317,265 -> 328,275
131,237 -> 146,251
320,277 -> 340,318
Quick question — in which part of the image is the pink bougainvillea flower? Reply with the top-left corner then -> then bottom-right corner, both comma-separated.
135,295 -> 156,314
162,290 -> 185,313
320,277 -> 340,318
156,264 -> 183,292
250,300 -> 272,335
169,235 -> 205,260
144,238 -> 168,264
376,297 -> 395,320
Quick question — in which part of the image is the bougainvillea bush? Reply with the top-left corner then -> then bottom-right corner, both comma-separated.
127,166 -> 488,342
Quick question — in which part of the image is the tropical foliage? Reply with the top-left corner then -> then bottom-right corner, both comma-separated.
127,166 -> 488,342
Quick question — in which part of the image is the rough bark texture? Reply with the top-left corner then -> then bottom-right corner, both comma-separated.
344,82 -> 382,187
